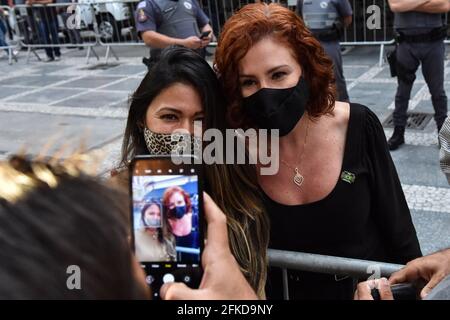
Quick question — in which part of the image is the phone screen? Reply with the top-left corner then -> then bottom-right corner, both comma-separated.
130,155 -> 203,299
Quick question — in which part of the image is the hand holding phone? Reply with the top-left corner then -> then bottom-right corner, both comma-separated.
160,192 -> 259,300
200,30 -> 211,39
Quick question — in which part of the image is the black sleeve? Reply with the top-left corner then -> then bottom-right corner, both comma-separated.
363,106 -> 422,264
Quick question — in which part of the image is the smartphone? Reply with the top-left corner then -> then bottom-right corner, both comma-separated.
130,155 -> 204,300
200,30 -> 211,39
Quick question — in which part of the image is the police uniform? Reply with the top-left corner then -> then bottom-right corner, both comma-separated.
134,0 -> 209,65
297,0 -> 352,102
388,10 -> 448,150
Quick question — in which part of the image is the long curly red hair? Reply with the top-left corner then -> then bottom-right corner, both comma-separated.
214,3 -> 336,128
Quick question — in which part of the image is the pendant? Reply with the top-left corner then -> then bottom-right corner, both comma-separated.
293,168 -> 304,188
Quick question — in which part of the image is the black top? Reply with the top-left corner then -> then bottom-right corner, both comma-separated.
265,103 -> 422,300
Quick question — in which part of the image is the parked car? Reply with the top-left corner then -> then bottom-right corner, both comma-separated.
77,0 -> 134,41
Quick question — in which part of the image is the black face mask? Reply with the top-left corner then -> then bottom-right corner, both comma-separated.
241,77 -> 309,136
168,205 -> 187,219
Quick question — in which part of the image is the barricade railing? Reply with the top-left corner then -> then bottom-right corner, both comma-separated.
0,5 -> 19,65
340,0 -> 395,66
268,249 -> 404,300
200,0 -> 395,66
91,0 -> 142,63
12,3 -> 99,64
2,1 -> 450,66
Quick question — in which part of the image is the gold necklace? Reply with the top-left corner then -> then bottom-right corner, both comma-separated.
280,119 -> 310,188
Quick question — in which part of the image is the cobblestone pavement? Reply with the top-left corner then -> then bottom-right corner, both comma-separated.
0,45 -> 449,256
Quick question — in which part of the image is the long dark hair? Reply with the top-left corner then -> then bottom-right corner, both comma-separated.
120,46 -> 270,297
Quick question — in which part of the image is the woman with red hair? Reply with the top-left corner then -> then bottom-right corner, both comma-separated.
162,186 -> 193,237
162,186 -> 199,262
214,3 -> 421,299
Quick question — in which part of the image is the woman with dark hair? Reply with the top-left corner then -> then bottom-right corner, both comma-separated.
214,3 -> 422,300
120,46 -> 269,298
135,201 -> 176,262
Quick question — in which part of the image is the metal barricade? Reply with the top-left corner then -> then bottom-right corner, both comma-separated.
95,0 -> 269,63
200,0 -> 259,37
2,1 -> 448,66
341,0 -> 396,66
199,0 -> 293,38
0,5 -> 19,65
268,249 -> 404,300
13,3 -> 99,64
200,0 -> 394,66
92,0 -> 142,62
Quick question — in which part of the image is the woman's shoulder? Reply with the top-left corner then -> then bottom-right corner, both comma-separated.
332,101 -> 351,125
330,102 -> 384,136
321,101 -> 350,135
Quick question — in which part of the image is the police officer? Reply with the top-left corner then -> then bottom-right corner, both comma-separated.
387,0 -> 450,150
134,0 -> 213,68
297,0 -> 353,102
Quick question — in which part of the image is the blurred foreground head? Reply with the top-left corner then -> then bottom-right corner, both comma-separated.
0,154 -> 148,299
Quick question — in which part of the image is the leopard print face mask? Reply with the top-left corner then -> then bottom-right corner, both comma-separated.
143,127 -> 201,156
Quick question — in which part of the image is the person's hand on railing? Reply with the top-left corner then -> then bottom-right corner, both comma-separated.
160,192 -> 258,300
389,248 -> 450,299
354,278 -> 394,300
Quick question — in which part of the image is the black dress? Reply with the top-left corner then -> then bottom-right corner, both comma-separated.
265,103 -> 422,300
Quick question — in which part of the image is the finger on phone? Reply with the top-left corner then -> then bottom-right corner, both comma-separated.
203,192 -> 228,249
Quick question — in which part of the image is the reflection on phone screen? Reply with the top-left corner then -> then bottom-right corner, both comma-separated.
132,175 -> 201,264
